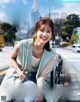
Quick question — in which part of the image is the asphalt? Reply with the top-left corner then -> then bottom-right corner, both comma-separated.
0,46 -> 13,84
0,46 -> 80,102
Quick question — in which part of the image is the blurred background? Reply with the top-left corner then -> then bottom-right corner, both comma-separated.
0,1 -> 80,101
0,0 -> 80,48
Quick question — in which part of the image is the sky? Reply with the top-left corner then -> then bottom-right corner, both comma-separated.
0,0 -> 80,26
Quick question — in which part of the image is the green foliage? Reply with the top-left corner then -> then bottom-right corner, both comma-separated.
60,14 -> 80,41
66,14 -> 80,26
69,34 -> 78,45
0,22 -> 17,43
0,34 -> 5,47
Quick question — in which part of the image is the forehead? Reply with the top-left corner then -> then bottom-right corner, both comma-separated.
40,24 -> 51,30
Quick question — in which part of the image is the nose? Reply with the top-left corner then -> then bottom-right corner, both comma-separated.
43,32 -> 46,36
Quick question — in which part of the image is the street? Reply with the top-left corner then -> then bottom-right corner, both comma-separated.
0,46 -> 13,70
55,48 -> 80,101
0,46 -> 13,84
0,46 -> 80,101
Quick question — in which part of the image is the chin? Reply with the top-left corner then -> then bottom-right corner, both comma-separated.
41,41 -> 48,44
39,39 -> 49,44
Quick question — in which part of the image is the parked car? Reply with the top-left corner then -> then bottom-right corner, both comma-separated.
50,41 -> 60,48
71,44 -> 80,53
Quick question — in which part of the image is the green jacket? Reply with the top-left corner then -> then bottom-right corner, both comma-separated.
1,39 -> 64,102
2,39 -> 56,82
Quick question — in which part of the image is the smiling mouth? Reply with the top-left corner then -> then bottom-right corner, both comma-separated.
40,37 -> 48,41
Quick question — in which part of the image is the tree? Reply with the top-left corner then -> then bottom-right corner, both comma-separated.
60,14 -> 80,41
66,14 -> 80,27
0,22 -> 17,43
69,34 -> 78,45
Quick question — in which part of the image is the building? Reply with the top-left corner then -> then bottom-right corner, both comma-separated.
73,27 -> 80,44
31,0 -> 40,27
16,21 -> 30,40
26,0 -> 40,38
47,10 -> 67,19
46,10 -> 66,36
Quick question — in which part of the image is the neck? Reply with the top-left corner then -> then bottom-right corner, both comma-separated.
34,40 -> 44,51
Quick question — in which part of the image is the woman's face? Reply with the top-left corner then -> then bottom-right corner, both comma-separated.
36,24 -> 52,44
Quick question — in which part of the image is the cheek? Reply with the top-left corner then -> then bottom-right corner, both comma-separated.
36,31 -> 39,35
36,33 -> 40,38
49,33 -> 52,39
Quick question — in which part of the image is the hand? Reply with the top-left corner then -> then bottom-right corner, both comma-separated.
18,69 -> 26,82
35,97 -> 43,102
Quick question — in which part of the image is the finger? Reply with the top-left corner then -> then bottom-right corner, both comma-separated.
22,68 -> 26,72
20,75 -> 26,79
19,76 -> 25,81
22,74 -> 26,78
20,78 -> 23,81
35,98 -> 42,102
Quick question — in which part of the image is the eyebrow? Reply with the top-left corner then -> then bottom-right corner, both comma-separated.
40,27 -> 51,31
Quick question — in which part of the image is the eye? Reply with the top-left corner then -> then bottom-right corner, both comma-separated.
47,30 -> 51,33
39,29 -> 44,32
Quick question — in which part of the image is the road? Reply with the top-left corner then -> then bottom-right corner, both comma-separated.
55,48 -> 80,101
0,46 -> 80,101
0,46 -> 13,70
0,46 -> 13,84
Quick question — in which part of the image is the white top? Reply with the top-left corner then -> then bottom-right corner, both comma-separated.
31,56 -> 40,72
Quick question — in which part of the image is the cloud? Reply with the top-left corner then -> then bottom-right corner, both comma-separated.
0,12 -> 7,22
22,0 -> 28,5
52,3 -> 80,18
0,12 -> 13,24
0,0 -> 14,4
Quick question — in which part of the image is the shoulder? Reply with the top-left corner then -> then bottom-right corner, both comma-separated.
50,48 -> 57,56
14,38 -> 33,47
21,38 -> 33,45
19,38 -> 33,44
50,48 -> 62,61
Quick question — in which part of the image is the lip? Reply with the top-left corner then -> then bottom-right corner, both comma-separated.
40,36 -> 48,40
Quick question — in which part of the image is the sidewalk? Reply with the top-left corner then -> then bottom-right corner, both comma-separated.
0,46 -> 13,70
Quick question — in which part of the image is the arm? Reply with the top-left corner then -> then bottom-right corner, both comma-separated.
9,43 -> 26,81
37,56 -> 56,87
35,56 -> 56,102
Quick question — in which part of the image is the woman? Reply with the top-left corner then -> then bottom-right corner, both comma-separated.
1,17 -> 57,102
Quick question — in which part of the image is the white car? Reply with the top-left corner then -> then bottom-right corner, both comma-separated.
71,44 -> 80,53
